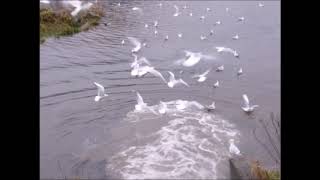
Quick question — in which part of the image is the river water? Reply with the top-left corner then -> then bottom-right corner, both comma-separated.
40,1 -> 280,179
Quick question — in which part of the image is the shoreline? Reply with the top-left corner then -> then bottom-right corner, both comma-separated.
40,4 -> 104,44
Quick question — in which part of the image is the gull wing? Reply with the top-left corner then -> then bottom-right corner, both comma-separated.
147,67 -> 167,83
242,94 -> 250,107
139,57 -> 151,66
94,82 -> 105,96
168,71 -> 175,82
127,37 -> 141,49
201,69 -> 211,76
179,79 -> 189,87
136,92 -> 144,105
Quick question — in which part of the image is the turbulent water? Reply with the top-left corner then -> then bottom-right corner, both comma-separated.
40,1 -> 280,179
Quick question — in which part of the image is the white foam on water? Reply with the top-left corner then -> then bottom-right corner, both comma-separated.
106,100 -> 241,179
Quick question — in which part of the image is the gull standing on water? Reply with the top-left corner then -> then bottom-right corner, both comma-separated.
192,69 -> 211,82
127,37 -> 142,53
238,16 -> 245,22
232,34 -> 239,40
242,94 -> 259,113
258,3 -> 264,7
200,15 -> 205,20
206,8 -> 211,12
216,65 -> 224,72
121,40 -> 125,45
210,30 -> 214,36
167,71 -> 189,88
93,82 -> 108,102
154,20 -> 158,27
229,139 -> 241,155
205,101 -> 216,112
189,12 -> 193,16
237,68 -> 243,76
165,35 -> 169,41
215,21 -> 221,25
200,35 -> 207,40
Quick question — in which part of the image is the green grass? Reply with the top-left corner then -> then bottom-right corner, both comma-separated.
40,6 -> 104,43
267,170 -> 280,180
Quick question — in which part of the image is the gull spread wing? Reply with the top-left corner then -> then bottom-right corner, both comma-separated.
242,94 -> 250,107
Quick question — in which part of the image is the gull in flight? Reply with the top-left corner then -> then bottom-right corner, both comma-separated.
210,30 -> 214,36
154,29 -> 158,36
167,71 -> 189,88
216,65 -> 224,72
200,35 -> 207,40
177,50 -> 215,67
238,16 -> 245,21
93,82 -> 108,102
200,15 -> 205,20
232,34 -> 239,40
215,47 -> 239,57
215,21 -> 221,25
242,94 -> 259,113
133,65 -> 167,83
127,37 -> 142,53
206,8 -> 211,12
192,69 -> 211,82
117,2 -> 121,6
131,54 -> 151,68
237,68 -> 243,76
64,0 -> 93,17
229,139 -> 241,155
40,0 -> 50,4
121,40 -> 125,45
213,80 -> 219,88
165,35 -> 169,41
189,12 -> 193,16
159,3 -> 162,7
258,3 -> 264,7
178,33 -> 182,38
173,5 -> 181,17
145,24 -> 148,28
158,101 -> 168,114
205,101 -> 216,112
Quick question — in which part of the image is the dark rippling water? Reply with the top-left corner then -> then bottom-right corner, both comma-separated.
40,1 -> 280,179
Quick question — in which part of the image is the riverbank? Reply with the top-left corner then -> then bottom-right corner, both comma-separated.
40,5 -> 104,43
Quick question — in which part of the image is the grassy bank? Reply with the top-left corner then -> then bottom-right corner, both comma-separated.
40,5 -> 104,43
250,161 -> 280,180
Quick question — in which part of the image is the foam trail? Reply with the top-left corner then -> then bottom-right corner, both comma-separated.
106,100 -> 241,179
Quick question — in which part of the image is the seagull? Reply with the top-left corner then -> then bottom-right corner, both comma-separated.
205,101 -> 216,111
64,0 -> 93,17
200,35 -> 207,40
215,47 -> 238,57
145,24 -> 148,28
232,34 -> 239,40
127,37 -> 142,53
192,69 -> 211,82
158,101 -> 168,114
121,40 -> 125,45
213,81 -> 219,88
178,33 -> 182,38
242,94 -> 259,113
216,65 -> 224,72
154,30 -> 158,35
183,5 -> 187,9
117,2 -> 120,6
178,50 -> 214,67
159,3 -> 162,7
229,139 -> 241,155
200,16 -> 205,20
165,35 -> 169,41
206,8 -> 211,12
142,42 -> 147,47
135,66 -> 167,83
93,82 -> 108,102
135,92 -> 147,111
40,0 -> 50,4
103,22 -> 111,26
131,54 -> 151,68
210,30 -> 214,35
167,71 -> 189,88
258,3 -> 264,7
237,68 -> 243,75
154,21 -> 158,27
173,5 -> 180,17
238,16 -> 245,21
189,12 -> 193,16
132,7 -> 141,11
215,21 -> 221,25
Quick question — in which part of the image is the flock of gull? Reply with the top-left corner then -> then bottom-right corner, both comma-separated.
40,1 -> 265,156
